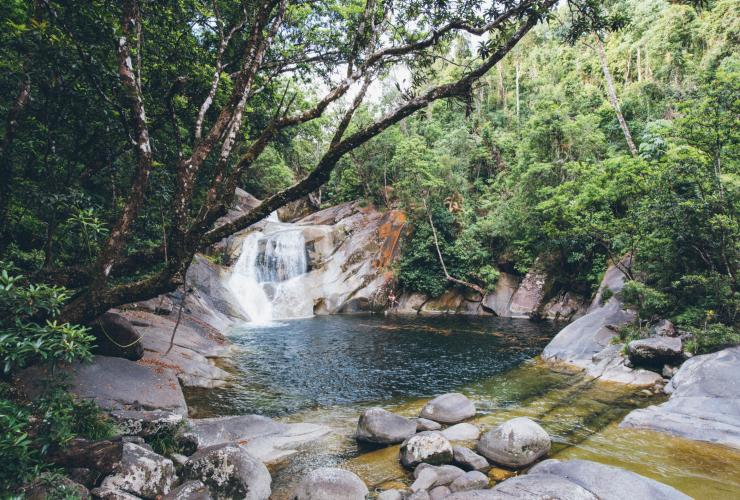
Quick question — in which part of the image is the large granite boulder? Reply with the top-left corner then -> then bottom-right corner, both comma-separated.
24,473 -> 90,500
179,414 -> 330,464
482,273 -> 519,317
184,443 -> 271,500
627,336 -> 683,368
400,432 -> 454,468
420,393 -> 476,424
476,417 -> 550,468
17,355 -> 188,416
507,259 -> 552,318
621,346 -> 740,448
90,312 -> 144,361
541,258 -> 663,386
291,467 -> 368,500
97,443 -> 176,499
356,407 -> 417,444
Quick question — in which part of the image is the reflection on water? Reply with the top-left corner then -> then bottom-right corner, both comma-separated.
185,315 -> 740,499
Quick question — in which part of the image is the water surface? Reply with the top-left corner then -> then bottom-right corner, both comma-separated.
185,315 -> 740,499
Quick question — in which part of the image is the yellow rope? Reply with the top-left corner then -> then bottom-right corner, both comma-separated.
96,318 -> 143,349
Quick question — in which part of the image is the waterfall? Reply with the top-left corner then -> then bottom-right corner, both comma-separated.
228,223 -> 312,323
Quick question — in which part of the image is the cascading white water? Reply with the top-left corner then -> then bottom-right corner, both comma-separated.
228,221 -> 312,323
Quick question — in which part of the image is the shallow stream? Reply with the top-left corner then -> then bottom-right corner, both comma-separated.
186,315 -> 740,499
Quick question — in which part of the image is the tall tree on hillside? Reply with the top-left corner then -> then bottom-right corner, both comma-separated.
0,0 -> 623,325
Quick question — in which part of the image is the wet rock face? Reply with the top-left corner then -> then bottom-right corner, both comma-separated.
97,443 -> 176,499
90,312 -> 144,361
184,443 -> 271,500
420,393 -> 476,424
621,346 -> 740,449
291,467 -> 368,500
476,417 -> 551,468
400,432 -> 454,468
356,407 -> 418,444
627,336 -> 683,369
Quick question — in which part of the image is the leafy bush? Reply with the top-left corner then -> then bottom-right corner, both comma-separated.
0,269 -> 95,374
0,397 -> 37,489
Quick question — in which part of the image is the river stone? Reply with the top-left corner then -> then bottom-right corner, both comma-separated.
453,446 -> 488,470
528,459 -> 691,499
414,417 -> 443,432
291,467 -> 368,500
476,417 -> 550,468
162,480 -> 213,500
411,464 -> 464,491
441,423 -> 480,441
620,346 -> 740,448
90,486 -> 143,500
90,312 -> 144,361
408,492 -> 430,500
627,337 -> 683,368
487,474 -> 599,500
110,409 -> 183,438
420,393 -> 476,424
356,407 -> 417,444
429,486 -> 451,500
50,437 -> 123,476
184,443 -> 271,500
377,490 -> 404,500
400,432 -> 454,468
449,471 -> 489,492
98,442 -> 176,499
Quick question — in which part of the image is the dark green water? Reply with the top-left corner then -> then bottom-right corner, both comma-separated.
190,314 -> 559,417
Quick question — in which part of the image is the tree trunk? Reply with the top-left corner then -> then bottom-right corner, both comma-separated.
515,60 -> 521,125
595,37 -> 638,157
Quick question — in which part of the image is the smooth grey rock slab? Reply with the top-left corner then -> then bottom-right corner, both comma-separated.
356,407 -> 417,444
476,417 -> 550,468
621,346 -> 740,448
420,393 -> 476,424
452,446 -> 489,470
184,443 -> 271,500
98,443 -> 176,499
527,459 -> 691,500
291,467 -> 368,500
400,432 -> 454,468
181,414 -> 331,463
17,355 -> 188,416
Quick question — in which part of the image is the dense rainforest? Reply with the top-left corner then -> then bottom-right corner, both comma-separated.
0,0 -> 737,496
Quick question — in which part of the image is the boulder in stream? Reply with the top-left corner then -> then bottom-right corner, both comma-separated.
449,470 -> 489,492
400,431 -> 454,468
621,345 -> 740,448
476,417 -> 550,468
452,446 -> 489,471
420,393 -> 476,424
356,407 -> 417,444
291,467 -> 368,500
441,423 -> 481,441
184,443 -> 271,500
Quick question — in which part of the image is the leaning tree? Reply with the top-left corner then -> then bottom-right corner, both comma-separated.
0,0 -> 620,324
